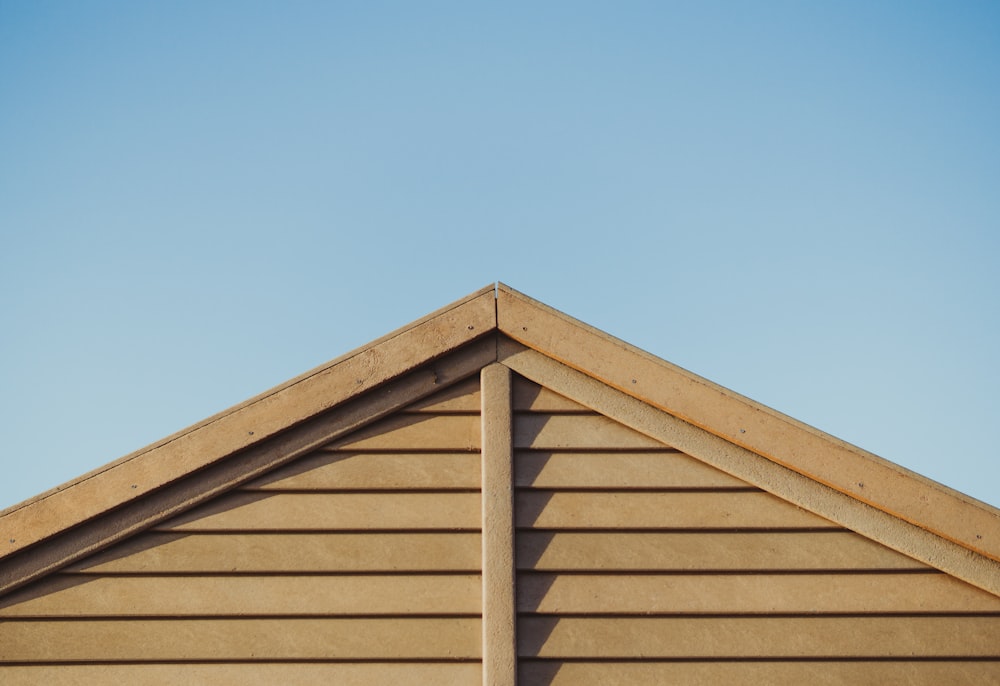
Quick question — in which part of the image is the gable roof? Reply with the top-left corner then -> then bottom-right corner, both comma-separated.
2,283 -> 999,599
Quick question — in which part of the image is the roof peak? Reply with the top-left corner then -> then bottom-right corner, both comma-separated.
2,286 -> 998,598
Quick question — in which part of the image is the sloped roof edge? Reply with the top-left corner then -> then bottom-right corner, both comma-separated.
0,285 -> 497,561
2,282 -> 998,586
499,338 -> 1000,596
496,283 -> 1000,563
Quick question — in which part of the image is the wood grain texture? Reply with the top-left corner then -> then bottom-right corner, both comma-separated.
0,364 -> 490,672
500,344 -> 1000,597
513,377 -> 589,412
241,452 -> 481,491
1,286 -> 495,559
156,492 -> 481,531
515,491 -> 836,529
517,661 -> 1000,686
515,451 -> 748,489
517,616 -> 1000,658
66,532 -> 482,573
506,371 -> 999,672
403,376 -> 481,413
0,618 -> 483,661
481,363 -> 516,686
517,572 -> 1000,614
497,285 -> 1000,563
243,378 -> 484,491
517,531 -> 928,571
515,414 -> 664,450
329,414 -> 481,451
0,664 -> 483,686
1,340 -> 495,597
0,574 -> 482,616
8,285 -> 1000,680
244,452 -> 481,490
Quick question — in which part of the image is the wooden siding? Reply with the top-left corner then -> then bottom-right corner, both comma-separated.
517,661 -> 1000,686
511,375 -> 1000,685
0,287 -> 496,563
3,357 -> 1000,686
0,376 -> 484,682
0,661 -> 482,686
0,664 -> 483,686
497,284 -> 1000,565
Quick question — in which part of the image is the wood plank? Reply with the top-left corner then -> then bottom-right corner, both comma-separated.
1,286 -> 495,561
481,363 -> 516,686
0,617 -> 482,661
329,414 -> 481,451
516,532 -> 928,571
517,616 -> 1000,658
497,285 -> 1000,564
516,452 -> 749,489
517,573 -> 1000,614
513,377 -> 588,412
402,376 -> 480,412
1,340 -> 495,597
66,533 -> 481,573
0,663 -> 483,686
500,341 -> 1000,597
517,661 -> 1000,686
515,414 -> 665,450
5,662 -> 995,686
0,574 -> 482,617
244,453 -> 481,490
516,491 -> 837,529
158,492 -> 481,531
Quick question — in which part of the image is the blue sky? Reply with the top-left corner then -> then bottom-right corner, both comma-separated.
1,1 -> 998,510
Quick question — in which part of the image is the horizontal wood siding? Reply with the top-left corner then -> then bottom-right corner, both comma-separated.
0,664 -> 482,686
60,532 -> 481,573
5,366 -> 1000,686
516,531 -> 929,570
2,618 -> 482,661
0,377 -> 484,682
245,452 -> 480,490
517,572 -> 1000,614
515,451 -> 747,489
155,492 -> 481,531
519,616 -> 1000,658
517,661 -> 1000,686
0,574 -> 482,616
515,491 -> 837,529
511,375 -> 1000,685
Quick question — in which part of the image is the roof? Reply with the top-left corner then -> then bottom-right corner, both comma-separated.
3,282 -> 999,598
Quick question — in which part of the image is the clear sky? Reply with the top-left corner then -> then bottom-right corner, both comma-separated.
1,1 -> 998,511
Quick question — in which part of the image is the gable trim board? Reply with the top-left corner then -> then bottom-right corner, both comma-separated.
496,285 -> 1000,562
0,286 -> 496,592
499,338 -> 1000,596
1,283 -> 999,681
2,282 -> 998,582
0,338 -> 495,597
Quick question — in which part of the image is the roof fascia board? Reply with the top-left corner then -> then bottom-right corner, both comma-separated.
496,283 -> 1000,563
1,338 -> 496,595
1,285 -> 498,562
499,337 -> 1000,596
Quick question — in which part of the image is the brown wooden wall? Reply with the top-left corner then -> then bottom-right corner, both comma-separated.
511,375 -> 1000,686
0,377 -> 485,685
3,369 -> 1000,685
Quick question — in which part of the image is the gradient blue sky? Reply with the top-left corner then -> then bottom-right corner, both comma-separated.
1,1 -> 998,510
